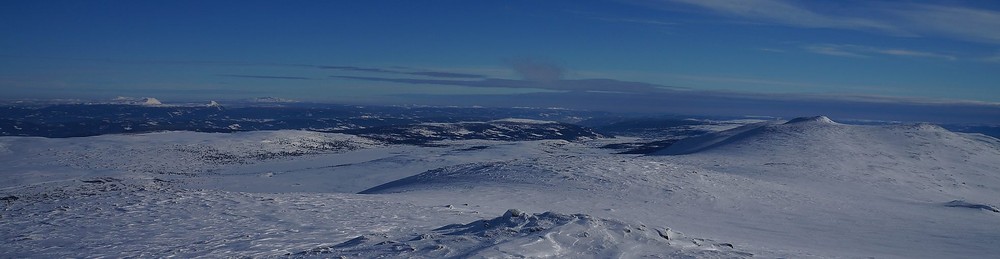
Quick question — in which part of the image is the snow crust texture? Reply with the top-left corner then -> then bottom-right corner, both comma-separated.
294,209 -> 751,259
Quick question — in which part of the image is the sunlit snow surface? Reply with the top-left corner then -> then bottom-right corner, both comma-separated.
2,118 -> 1000,258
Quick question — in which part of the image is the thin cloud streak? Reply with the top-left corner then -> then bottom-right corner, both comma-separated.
217,74 -> 315,80
803,44 -> 869,58
877,49 -> 957,61
395,90 -> 1000,124
890,4 -> 1000,44
505,58 -> 565,82
318,65 -> 487,79
652,0 -> 907,35
803,44 -> 956,60
332,76 -> 679,94
644,0 -> 1000,45
565,10 -> 677,26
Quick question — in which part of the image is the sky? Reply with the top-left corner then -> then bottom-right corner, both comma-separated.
1,0 -> 999,121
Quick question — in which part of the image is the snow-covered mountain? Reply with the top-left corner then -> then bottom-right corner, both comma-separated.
2,116 -> 999,258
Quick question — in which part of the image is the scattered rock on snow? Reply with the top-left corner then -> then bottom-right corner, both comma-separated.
945,200 -> 1000,213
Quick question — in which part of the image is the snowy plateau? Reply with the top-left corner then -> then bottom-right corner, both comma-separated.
2,115 -> 1000,258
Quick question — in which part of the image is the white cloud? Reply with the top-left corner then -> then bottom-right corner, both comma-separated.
642,0 -> 1000,45
597,17 -> 676,26
649,0 -> 907,34
566,10 -> 677,26
803,44 -> 869,58
803,44 -> 957,61
875,49 -> 956,61
890,4 -> 1000,45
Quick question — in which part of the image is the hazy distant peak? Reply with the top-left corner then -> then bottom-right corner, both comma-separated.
141,98 -> 162,106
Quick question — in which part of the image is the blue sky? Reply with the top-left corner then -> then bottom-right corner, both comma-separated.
2,0 -> 999,109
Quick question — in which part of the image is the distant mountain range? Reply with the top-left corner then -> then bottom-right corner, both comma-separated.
1,103 -> 998,142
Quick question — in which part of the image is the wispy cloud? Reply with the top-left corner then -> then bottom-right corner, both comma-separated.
876,49 -> 957,61
649,0 -> 907,35
317,65 -> 487,79
332,76 -> 679,94
596,17 -> 676,26
757,48 -> 787,53
330,58 -> 686,94
640,0 -> 1000,45
217,74 -> 314,80
505,58 -> 565,82
803,44 -> 957,60
566,10 -> 677,26
889,4 -> 1000,45
803,44 -> 869,58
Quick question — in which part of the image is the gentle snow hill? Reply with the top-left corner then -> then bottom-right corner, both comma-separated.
651,116 -> 1000,199
295,209 -> 752,258
642,116 -> 1000,257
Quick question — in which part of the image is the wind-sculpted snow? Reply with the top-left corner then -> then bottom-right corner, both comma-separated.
0,177 -> 479,258
293,209 -> 751,258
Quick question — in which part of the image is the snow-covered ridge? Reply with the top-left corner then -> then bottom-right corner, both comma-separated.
294,209 -> 751,258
